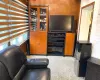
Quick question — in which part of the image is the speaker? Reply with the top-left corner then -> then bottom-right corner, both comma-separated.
74,41 -> 92,77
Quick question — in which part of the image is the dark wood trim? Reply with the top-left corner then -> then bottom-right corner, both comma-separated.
20,39 -> 28,54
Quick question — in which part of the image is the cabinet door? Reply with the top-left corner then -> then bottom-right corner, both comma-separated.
36,32 -> 47,54
64,33 -> 75,56
30,7 -> 39,31
30,31 -> 39,54
39,7 -> 48,31
30,31 -> 47,54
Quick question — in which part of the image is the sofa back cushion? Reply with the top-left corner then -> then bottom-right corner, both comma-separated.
0,45 -> 26,79
13,64 -> 26,80
0,62 -> 11,80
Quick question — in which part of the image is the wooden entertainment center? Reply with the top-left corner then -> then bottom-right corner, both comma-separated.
29,6 -> 75,56
48,32 -> 75,56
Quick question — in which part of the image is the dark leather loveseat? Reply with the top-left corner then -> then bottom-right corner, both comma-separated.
0,45 -> 50,80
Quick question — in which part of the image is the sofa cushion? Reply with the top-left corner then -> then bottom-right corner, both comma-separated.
0,62 -> 11,80
0,45 -> 26,79
22,68 -> 50,80
13,65 -> 26,80
26,58 -> 49,69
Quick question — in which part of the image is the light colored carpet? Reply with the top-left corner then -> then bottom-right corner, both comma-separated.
27,56 -> 85,80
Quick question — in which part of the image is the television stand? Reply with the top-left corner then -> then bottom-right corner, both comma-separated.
47,32 -> 65,55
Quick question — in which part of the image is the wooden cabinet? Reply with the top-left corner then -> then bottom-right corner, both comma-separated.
30,6 -> 48,55
64,33 -> 75,56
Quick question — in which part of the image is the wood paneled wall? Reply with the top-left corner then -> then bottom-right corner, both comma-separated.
19,0 -> 28,5
20,41 -> 27,54
29,0 -> 80,20
29,0 -> 80,31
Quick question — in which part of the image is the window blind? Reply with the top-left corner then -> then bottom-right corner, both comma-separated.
0,0 -> 29,45
0,0 -> 10,43
8,0 -> 29,41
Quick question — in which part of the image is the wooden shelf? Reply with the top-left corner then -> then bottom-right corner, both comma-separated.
40,14 -> 46,16
40,21 -> 46,23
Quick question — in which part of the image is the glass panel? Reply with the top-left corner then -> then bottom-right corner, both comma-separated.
31,8 -> 37,31
9,20 -> 28,22
0,42 -> 8,51
0,25 -> 7,28
0,7 -> 6,10
0,13 -> 7,16
0,20 -> 7,22
23,32 -> 28,40
9,23 -> 28,27
8,4 -> 26,12
40,8 -> 47,31
18,35 -> 23,43
8,9 -> 27,16
11,38 -> 17,45
10,36 -> 22,46
10,26 -> 28,32
8,14 -> 28,18
0,1 -> 5,4
10,32 -> 28,46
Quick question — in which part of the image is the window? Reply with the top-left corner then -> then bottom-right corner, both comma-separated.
0,43 -> 8,51
9,0 -> 29,46
0,0 -> 9,50
0,0 -> 29,50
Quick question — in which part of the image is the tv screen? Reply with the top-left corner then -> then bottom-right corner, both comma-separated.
49,15 -> 74,32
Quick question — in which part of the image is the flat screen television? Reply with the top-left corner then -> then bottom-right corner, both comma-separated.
49,15 -> 74,32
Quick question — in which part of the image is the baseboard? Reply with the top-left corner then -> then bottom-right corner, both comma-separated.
29,54 -> 48,56
64,55 -> 74,57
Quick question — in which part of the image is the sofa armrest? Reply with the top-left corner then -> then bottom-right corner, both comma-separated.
25,58 -> 49,69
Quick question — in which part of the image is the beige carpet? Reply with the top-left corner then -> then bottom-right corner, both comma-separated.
27,56 -> 85,80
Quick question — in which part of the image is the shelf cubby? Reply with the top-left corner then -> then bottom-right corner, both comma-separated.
48,32 -> 65,53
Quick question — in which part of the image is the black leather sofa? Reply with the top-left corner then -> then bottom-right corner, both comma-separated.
0,45 -> 50,80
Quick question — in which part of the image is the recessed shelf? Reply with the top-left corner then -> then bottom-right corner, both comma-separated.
40,14 -> 46,16
40,21 -> 46,23
48,32 -> 65,53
